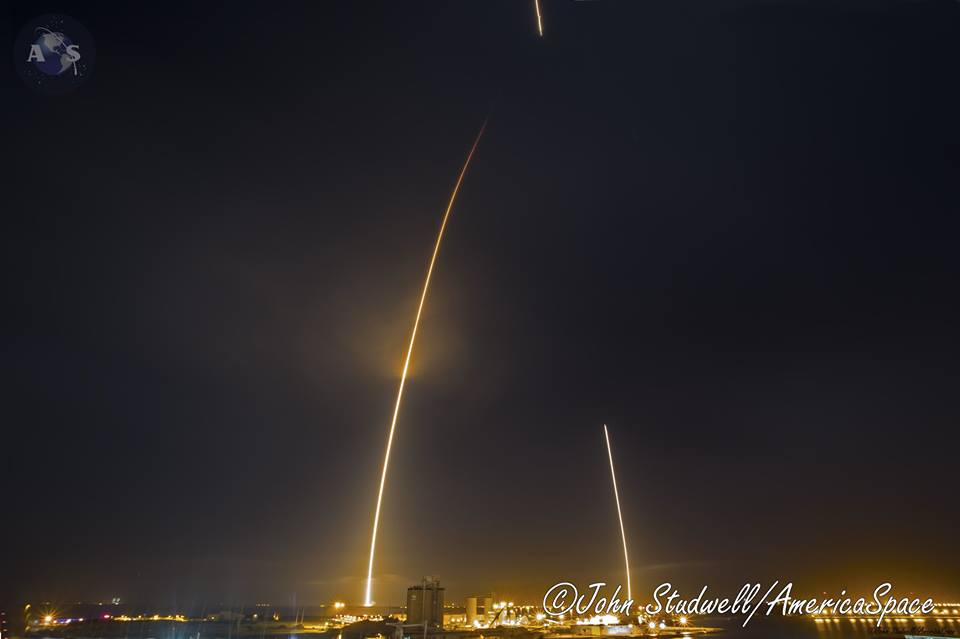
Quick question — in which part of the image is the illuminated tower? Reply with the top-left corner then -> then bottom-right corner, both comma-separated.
406,577 -> 444,630
465,596 -> 493,626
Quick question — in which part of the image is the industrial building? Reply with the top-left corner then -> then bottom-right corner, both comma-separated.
464,596 -> 494,626
406,577 -> 445,629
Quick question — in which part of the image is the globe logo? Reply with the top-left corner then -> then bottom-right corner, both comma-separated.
14,14 -> 95,95
29,27 -> 82,76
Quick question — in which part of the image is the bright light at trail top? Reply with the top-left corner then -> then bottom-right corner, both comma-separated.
363,120 -> 487,607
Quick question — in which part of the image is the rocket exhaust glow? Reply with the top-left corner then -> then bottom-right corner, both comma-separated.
363,120 -> 488,607
604,424 -> 632,602
534,0 -> 544,36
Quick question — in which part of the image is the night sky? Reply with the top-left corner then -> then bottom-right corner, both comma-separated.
4,0 -> 960,612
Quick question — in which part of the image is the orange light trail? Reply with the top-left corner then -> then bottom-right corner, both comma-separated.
604,424 -> 632,602
534,0 -> 544,36
363,120 -> 487,607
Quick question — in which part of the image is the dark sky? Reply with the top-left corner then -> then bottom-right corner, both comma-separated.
3,0 -> 960,612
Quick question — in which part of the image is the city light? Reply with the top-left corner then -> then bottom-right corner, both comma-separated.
575,615 -> 620,626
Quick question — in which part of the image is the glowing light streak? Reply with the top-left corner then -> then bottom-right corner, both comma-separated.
534,0 -> 544,36
603,423 -> 632,602
363,120 -> 488,607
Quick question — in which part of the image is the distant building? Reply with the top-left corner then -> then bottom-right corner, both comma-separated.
406,577 -> 444,629
214,610 -> 245,621
464,596 -> 493,626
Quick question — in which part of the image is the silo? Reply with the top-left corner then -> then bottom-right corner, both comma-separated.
465,597 -> 478,625
482,597 -> 494,624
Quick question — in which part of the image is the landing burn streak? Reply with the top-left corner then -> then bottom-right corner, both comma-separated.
604,424 -> 633,602
363,120 -> 488,607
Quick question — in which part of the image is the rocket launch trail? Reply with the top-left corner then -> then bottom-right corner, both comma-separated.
604,424 -> 632,602
534,0 -> 544,37
363,120 -> 488,607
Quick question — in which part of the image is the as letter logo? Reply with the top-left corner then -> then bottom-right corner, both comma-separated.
27,44 -> 45,62
14,14 -> 95,95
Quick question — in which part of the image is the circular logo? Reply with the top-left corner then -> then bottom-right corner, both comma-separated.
14,14 -> 95,95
